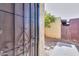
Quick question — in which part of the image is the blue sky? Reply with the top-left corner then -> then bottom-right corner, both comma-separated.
45,3 -> 79,20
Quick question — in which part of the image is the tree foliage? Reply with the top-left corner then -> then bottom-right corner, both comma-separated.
45,12 -> 56,28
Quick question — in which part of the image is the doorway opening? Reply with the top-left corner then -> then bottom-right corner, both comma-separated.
44,3 -> 79,56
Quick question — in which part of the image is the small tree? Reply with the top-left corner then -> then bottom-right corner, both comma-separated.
45,12 -> 56,28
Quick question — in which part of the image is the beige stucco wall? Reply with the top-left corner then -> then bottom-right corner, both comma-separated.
39,4 -> 45,56
45,17 -> 61,39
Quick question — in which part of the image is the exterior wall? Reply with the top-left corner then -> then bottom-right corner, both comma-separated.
70,19 -> 79,41
39,4 -> 45,56
61,25 -> 67,40
61,24 -> 71,43
45,17 -> 61,39
61,18 -> 79,44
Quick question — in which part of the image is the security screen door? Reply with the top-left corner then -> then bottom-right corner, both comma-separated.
0,3 -> 39,56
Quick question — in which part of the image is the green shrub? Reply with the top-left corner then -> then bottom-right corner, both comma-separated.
45,12 -> 56,28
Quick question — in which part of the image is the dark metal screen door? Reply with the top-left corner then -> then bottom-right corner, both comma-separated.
0,3 -> 39,56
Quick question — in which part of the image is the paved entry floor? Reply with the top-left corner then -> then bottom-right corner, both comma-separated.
45,42 -> 79,56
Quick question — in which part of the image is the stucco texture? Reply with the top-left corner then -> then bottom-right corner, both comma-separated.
45,17 -> 61,39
